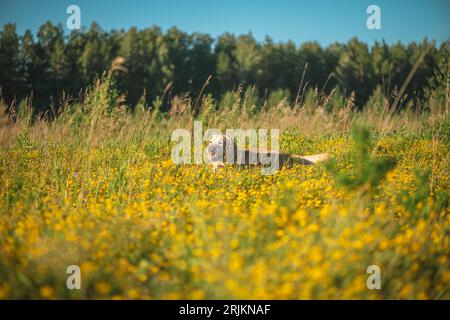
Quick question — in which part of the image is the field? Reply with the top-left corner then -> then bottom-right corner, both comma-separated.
0,77 -> 449,299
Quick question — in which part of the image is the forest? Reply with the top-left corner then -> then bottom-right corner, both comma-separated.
0,21 -> 448,114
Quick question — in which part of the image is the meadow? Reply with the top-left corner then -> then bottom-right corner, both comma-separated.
0,75 -> 449,299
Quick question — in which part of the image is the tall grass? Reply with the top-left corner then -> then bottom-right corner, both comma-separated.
1,71 -> 448,148
0,72 -> 448,299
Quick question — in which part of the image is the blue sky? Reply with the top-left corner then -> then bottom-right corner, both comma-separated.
0,0 -> 449,45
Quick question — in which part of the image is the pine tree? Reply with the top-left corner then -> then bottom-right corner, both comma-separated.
0,23 -> 21,106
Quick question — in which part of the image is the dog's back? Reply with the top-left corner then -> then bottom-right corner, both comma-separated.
243,149 -> 330,166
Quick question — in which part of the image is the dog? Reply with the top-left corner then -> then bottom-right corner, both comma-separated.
206,133 -> 330,172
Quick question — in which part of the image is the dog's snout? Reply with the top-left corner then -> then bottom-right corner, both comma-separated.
207,144 -> 215,154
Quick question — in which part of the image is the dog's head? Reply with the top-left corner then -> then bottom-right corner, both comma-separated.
207,133 -> 236,163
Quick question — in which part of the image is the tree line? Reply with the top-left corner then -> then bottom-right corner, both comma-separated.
0,21 -> 448,114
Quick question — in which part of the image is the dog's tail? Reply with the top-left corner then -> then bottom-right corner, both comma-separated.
291,153 -> 331,165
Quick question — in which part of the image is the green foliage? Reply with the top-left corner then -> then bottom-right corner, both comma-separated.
424,40 -> 450,111
151,96 -> 164,120
398,168 -> 448,223
327,124 -> 396,193
365,85 -> 388,114
267,89 -> 290,109
398,169 -> 431,219
84,72 -> 119,116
